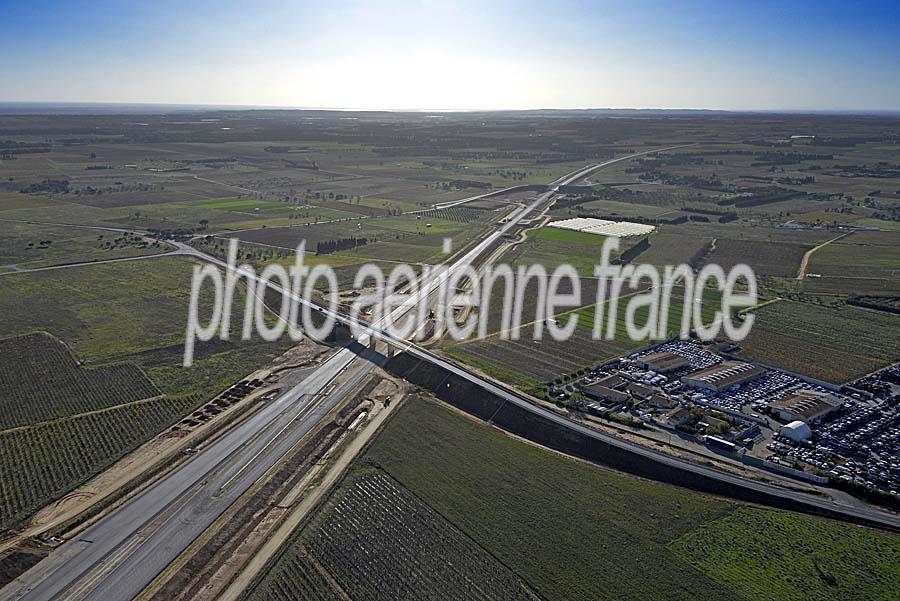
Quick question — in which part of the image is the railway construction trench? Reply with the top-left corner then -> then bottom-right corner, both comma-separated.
383,352 -> 900,533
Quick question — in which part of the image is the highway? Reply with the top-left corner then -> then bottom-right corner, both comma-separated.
10,143 -> 897,601
3,349 -> 376,601
3,150 -> 670,601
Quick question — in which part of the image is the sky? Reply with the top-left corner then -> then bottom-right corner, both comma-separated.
2,0 -> 899,111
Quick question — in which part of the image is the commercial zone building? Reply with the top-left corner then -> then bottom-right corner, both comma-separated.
769,390 -> 841,423
637,351 -> 691,374
548,217 -> 656,238
582,383 -> 628,404
681,361 -> 766,393
664,407 -> 693,427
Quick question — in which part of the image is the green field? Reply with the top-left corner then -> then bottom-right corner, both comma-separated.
670,507 -> 900,601
249,395 -> 900,601
231,210 -> 490,264
0,221 -> 165,269
0,256 -> 292,394
371,398 -> 900,601
245,547 -> 336,601
256,469 -> 537,601
0,394 -> 199,530
737,299 -> 900,383
0,332 -> 160,429
508,226 -> 620,275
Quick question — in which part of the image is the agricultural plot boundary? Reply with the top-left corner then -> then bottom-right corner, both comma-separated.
0,332 -> 161,430
247,470 -> 538,601
383,352 -> 897,532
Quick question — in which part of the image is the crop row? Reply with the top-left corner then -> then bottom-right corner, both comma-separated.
307,472 -> 536,601
739,300 -> 900,383
449,328 -> 640,383
422,207 -> 484,223
0,395 -> 198,531
0,333 -> 160,429
247,548 -> 337,601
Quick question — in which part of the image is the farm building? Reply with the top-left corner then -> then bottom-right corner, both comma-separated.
637,351 -> 690,374
582,383 -> 628,404
547,217 -> 656,238
780,420 -> 813,443
769,390 -> 841,423
681,361 -> 766,393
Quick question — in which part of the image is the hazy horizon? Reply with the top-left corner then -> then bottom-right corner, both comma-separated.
2,101 -> 900,117
3,0 -> 899,112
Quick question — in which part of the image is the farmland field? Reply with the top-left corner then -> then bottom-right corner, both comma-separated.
0,257 -> 297,530
233,210 -> 490,264
0,257 -> 209,362
803,231 -> 900,296
446,285 -> 724,387
287,470 -> 538,601
444,331 -> 639,388
244,546 -> 337,601
669,507 -> 900,601
249,394 -> 900,601
709,237 -> 812,278
0,221 -> 165,270
737,299 -> 900,383
639,231 -> 714,269
508,226 -> 621,275
0,256 -> 293,397
0,332 -> 160,429
0,394 -> 199,530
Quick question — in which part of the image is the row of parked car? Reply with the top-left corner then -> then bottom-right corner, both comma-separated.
772,396 -> 900,497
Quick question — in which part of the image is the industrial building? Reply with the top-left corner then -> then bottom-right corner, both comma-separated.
626,382 -> 655,400
637,351 -> 690,374
663,406 -> 692,427
648,393 -> 677,409
681,361 -> 766,393
705,435 -> 739,453
582,383 -> 628,404
595,374 -> 625,390
769,390 -> 841,423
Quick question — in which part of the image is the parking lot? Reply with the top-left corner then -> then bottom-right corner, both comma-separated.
767,368 -> 900,499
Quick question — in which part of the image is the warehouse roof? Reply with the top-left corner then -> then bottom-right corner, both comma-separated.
770,390 -> 841,421
682,361 -> 766,389
638,351 -> 690,372
582,383 -> 628,403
